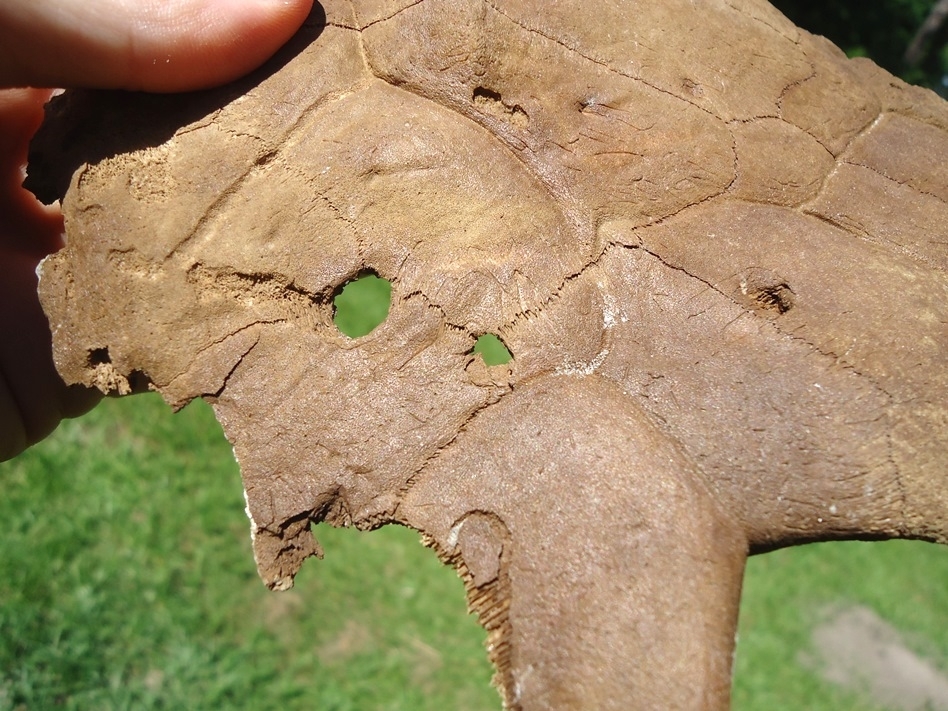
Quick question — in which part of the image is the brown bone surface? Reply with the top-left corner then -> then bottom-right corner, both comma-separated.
28,1 -> 948,708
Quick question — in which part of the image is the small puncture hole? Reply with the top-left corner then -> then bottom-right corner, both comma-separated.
472,334 -> 513,366
87,347 -> 111,366
332,272 -> 392,338
753,283 -> 795,315
579,97 -> 598,112
473,86 -> 529,127
740,269 -> 795,316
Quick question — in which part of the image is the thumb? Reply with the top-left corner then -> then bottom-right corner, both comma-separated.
0,0 -> 314,92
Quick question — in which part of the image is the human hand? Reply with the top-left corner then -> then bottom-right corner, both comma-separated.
0,0 -> 313,461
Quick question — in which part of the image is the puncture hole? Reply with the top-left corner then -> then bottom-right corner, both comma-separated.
752,283 -> 794,315
332,272 -> 392,338
87,347 -> 111,366
472,334 -> 513,366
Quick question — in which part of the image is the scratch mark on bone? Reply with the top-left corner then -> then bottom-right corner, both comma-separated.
799,112 -> 883,209
635,243 -> 894,402
208,336 -> 261,399
555,348 -> 610,377
722,0 -> 803,44
800,204 -> 946,275
394,382 -> 511,513
839,159 -> 948,208
362,72 -> 591,245
356,0 -> 427,30
480,0 -> 721,120
166,73 -> 373,261
161,321 -> 269,393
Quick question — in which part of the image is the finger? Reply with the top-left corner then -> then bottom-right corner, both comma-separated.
0,0 -> 314,92
0,250 -> 100,462
0,88 -> 100,461
0,88 -> 63,257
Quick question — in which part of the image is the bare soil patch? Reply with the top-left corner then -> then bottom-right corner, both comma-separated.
803,605 -> 948,711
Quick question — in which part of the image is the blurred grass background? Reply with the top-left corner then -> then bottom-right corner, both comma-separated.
1,394 -> 947,710
0,396 -> 495,711
3,2 -> 947,708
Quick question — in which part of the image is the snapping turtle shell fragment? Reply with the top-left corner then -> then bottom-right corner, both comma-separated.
29,1 -> 948,708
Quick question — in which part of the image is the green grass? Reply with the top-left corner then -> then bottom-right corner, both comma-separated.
735,540 -> 948,710
333,274 -> 392,338
331,275 -> 514,366
0,396 -> 495,711
2,397 -> 946,710
472,334 -> 512,366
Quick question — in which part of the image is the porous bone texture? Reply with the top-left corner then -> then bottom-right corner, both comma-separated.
28,1 -> 948,708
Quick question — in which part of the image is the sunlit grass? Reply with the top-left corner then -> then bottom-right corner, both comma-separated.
3,395 -> 947,710
472,334 -> 512,366
735,540 -> 948,710
333,273 -> 392,338
0,396 -> 496,711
